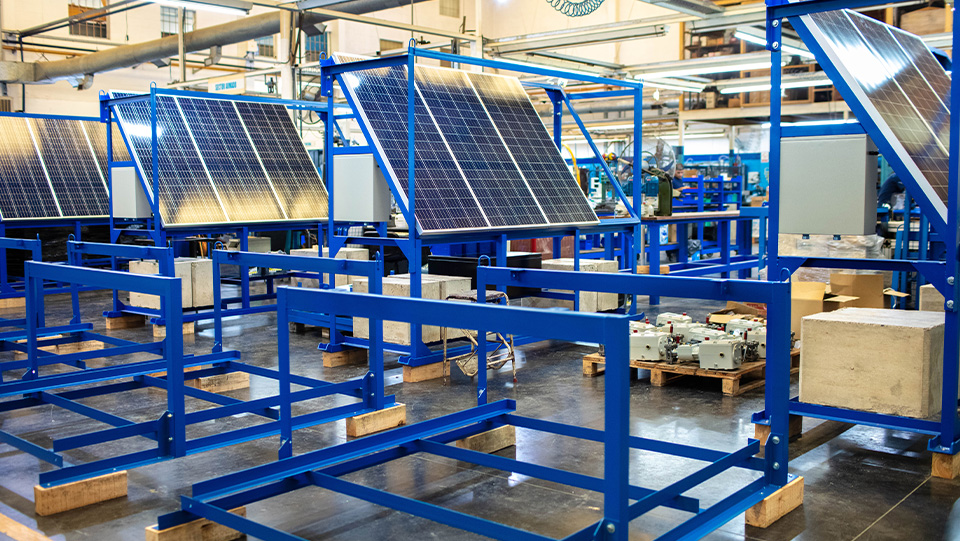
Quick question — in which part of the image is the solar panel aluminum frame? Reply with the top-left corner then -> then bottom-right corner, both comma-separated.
788,12 -> 949,237
101,87 -> 331,230
325,50 -> 638,236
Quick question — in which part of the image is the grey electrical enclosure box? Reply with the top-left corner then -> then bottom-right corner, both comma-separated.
111,166 -> 152,219
779,133 -> 877,236
333,154 -> 392,223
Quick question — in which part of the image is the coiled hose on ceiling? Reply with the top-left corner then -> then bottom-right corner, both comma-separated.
545,0 -> 605,17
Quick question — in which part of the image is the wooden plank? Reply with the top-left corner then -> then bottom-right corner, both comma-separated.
34,471 -> 127,516
932,452 -> 960,479
745,476 -> 804,528
754,415 -> 803,446
403,363 -> 445,383
322,347 -> 368,368
105,314 -> 145,330
0,511 -> 55,541
0,297 -> 25,310
582,353 -> 605,377
346,403 -> 406,438
153,321 -> 196,339
455,425 -> 516,454
186,371 -> 250,394
145,507 -> 246,541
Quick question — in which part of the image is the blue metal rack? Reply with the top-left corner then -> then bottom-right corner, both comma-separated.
753,0 -> 960,460
97,89 -> 336,326
319,48 -> 644,370
157,265 -> 795,540
0,249 -> 397,488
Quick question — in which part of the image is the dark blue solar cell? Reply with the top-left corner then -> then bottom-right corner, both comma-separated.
30,117 -> 109,217
0,117 -> 59,219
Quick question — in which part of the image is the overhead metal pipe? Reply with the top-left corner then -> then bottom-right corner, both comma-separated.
24,0 -> 429,84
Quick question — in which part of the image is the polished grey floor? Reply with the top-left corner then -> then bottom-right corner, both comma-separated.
0,290 -> 955,541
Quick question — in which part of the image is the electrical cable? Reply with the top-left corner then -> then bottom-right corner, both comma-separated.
545,0 -> 605,17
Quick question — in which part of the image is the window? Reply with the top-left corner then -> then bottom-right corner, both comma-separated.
439,0 -> 460,18
304,34 -> 325,63
160,7 -> 195,37
256,36 -> 275,58
69,0 -> 108,39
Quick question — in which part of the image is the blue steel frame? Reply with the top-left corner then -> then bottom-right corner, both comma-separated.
158,266 -> 794,540
320,48 -> 644,368
0,253 -> 397,487
208,248 -> 382,353
97,88 -> 336,325
753,0 -> 960,456
0,112 -> 112,303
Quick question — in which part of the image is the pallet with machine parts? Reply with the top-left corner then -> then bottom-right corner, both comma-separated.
583,349 -> 800,396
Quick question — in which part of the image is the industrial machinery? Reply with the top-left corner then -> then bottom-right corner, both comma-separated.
629,330 -> 678,362
699,339 -> 746,370
655,312 -> 692,326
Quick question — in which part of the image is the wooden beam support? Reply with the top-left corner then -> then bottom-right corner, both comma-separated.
346,403 -> 406,438
932,452 -> 960,479
105,314 -> 146,330
145,507 -> 246,541
745,476 -> 804,528
455,425 -> 516,454
34,471 -> 127,516
322,347 -> 368,368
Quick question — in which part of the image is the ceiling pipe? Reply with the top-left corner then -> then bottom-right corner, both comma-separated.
10,0 -> 429,84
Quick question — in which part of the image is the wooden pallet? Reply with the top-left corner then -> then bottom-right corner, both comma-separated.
583,349 -> 800,396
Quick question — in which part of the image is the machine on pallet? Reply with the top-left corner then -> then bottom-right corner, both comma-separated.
753,0 -> 960,474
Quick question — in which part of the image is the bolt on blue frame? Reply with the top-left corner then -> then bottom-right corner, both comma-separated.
157,266 -> 793,540
754,0 -> 960,458
318,48 -> 645,371
0,253 -> 396,488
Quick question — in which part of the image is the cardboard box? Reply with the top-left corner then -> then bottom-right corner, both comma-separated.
919,284 -> 946,312
900,6 -> 946,35
800,308 -> 945,418
791,281 -> 864,335
829,272 -> 884,308
129,259 -> 193,309
727,97 -> 741,108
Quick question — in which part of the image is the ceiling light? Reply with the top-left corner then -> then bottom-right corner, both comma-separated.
760,119 -> 858,128
661,132 -> 726,140
638,61 -> 772,80
644,78 -> 705,93
733,30 -> 815,59
150,0 -> 252,15
719,77 -> 832,94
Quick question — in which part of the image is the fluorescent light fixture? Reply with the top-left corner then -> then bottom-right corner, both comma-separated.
638,61 -> 772,80
661,132 -> 726,140
150,0 -> 252,15
719,77 -> 832,94
644,78 -> 705,93
760,119 -> 858,128
733,30 -> 815,59
586,123 -> 639,131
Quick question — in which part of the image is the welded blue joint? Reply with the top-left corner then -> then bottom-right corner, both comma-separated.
927,435 -> 960,455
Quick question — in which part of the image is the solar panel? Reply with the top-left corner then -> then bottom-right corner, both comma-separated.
0,117 -> 60,220
111,92 -> 229,225
177,96 -> 286,222
234,101 -> 330,221
29,118 -> 109,217
801,10 -> 950,210
468,72 -> 598,226
333,54 -> 599,233
415,66 -> 545,228
334,54 -> 488,232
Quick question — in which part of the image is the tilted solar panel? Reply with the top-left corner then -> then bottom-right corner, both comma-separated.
332,54 -> 599,233
84,120 -> 132,181
800,9 -> 951,219
0,117 -> 60,220
334,53 -> 489,232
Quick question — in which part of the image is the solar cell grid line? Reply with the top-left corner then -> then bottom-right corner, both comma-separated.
176,96 -> 286,222
333,53 -> 489,232
30,118 -> 109,217
233,100 -> 330,221
0,117 -> 60,219
110,91 -> 229,225
172,96 -> 232,222
467,72 -> 599,226
414,66 -> 547,228
77,121 -> 109,190
84,121 -> 132,181
805,10 -> 952,203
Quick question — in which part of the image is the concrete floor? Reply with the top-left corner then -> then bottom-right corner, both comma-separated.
0,289 -> 957,541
